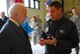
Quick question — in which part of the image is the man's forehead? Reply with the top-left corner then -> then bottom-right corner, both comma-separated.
49,6 -> 57,10
72,9 -> 77,11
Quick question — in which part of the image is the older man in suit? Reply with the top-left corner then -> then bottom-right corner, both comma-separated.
0,3 -> 32,54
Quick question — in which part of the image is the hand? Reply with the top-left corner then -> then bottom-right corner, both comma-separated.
44,36 -> 57,45
50,36 -> 57,45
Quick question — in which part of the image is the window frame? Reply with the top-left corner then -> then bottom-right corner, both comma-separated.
24,0 -> 40,10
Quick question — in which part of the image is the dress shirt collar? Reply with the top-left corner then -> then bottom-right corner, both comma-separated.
10,18 -> 19,27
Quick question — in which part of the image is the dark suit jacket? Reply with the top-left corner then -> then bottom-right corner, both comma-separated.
0,20 -> 32,54
3,16 -> 9,22
0,19 -> 5,29
0,16 -> 9,22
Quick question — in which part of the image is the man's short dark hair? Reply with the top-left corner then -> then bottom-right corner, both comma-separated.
72,7 -> 77,10
49,1 -> 62,9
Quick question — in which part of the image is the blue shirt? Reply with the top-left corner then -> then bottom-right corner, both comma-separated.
22,21 -> 34,36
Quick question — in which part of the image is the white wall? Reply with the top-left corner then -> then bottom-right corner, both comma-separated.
0,0 -> 7,16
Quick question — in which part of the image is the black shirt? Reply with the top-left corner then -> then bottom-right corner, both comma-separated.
41,16 -> 79,54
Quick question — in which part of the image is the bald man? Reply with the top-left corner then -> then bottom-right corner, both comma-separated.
0,3 -> 32,54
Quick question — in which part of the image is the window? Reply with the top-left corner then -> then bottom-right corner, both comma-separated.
24,0 -> 40,9
35,1 -> 40,9
24,0 -> 30,7
30,0 -> 34,8
0,0 -> 7,16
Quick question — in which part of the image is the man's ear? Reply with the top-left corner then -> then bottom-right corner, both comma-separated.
58,8 -> 62,13
59,8 -> 62,11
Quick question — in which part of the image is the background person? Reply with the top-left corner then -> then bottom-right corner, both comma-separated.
0,11 -> 9,22
45,1 -> 51,21
0,19 -> 5,29
0,11 -> 9,29
29,16 -> 42,45
70,7 -> 80,54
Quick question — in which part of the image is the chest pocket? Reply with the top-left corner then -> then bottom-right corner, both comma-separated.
47,21 -> 69,40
